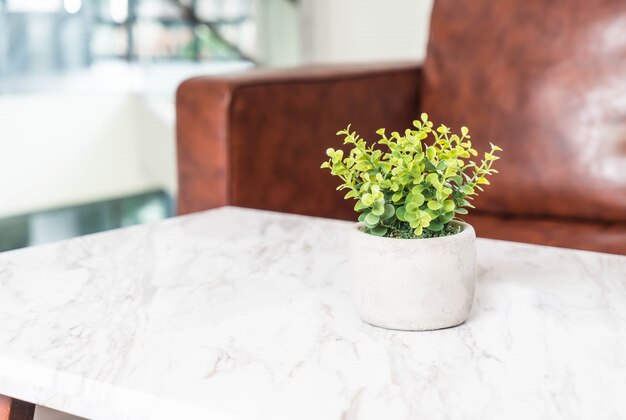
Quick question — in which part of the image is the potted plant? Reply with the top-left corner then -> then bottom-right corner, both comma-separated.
321,113 -> 502,331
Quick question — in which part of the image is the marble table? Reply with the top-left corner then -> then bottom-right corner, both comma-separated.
1,206 -> 625,420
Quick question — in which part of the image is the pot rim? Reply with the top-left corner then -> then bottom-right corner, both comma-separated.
353,220 -> 474,243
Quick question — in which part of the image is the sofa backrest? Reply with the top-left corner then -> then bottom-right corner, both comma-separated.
421,0 -> 626,222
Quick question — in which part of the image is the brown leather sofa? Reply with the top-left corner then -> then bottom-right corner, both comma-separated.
176,0 -> 626,255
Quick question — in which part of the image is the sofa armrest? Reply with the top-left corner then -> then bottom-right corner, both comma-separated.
176,62 -> 422,218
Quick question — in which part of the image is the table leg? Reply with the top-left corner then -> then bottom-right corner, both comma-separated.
0,396 -> 35,420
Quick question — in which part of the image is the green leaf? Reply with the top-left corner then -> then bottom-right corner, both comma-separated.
425,209 -> 438,220
412,192 -> 425,206
354,200 -> 367,211
460,185 -> 475,195
406,202 -> 419,213
428,222 -> 444,231
379,162 -> 392,173
364,213 -> 380,226
427,201 -> 442,210
419,210 -> 433,226
361,194 -> 374,206
382,204 -> 395,219
438,211 -> 455,223
392,191 -> 403,202
344,190 -> 357,199
405,211 -> 418,222
358,212 -> 368,222
411,185 -> 424,194
426,146 -> 436,161
371,202 -> 385,216
355,161 -> 372,171
455,208 -> 469,215
426,173 -> 439,186
396,206 -> 407,221
442,200 -> 455,212
369,225 -> 388,236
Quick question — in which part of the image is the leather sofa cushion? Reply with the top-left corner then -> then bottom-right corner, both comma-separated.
422,0 -> 626,223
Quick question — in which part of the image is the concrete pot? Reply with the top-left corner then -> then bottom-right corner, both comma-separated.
349,221 -> 476,331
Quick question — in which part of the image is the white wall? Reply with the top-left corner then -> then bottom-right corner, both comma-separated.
256,0 -> 302,67
299,0 -> 434,64
254,0 -> 433,67
0,61 -> 252,219
0,93 -> 175,218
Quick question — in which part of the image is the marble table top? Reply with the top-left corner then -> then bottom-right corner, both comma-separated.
1,206 -> 625,420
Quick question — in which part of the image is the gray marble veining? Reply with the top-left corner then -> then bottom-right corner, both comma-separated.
0,206 -> 625,419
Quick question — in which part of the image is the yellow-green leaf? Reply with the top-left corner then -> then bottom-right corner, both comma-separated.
427,201 -> 442,211
426,146 -> 436,161
442,200 -> 455,212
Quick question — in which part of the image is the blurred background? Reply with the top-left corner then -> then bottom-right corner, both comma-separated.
0,0 -> 433,252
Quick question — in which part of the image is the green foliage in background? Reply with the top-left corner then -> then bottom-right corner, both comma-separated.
321,113 -> 502,239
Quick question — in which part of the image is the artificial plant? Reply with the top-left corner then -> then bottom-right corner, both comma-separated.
321,113 -> 502,238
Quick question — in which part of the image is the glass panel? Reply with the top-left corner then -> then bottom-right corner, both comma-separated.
0,190 -> 174,252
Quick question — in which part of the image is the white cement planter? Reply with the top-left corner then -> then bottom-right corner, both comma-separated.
349,221 -> 476,331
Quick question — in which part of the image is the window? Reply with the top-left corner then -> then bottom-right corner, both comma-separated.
0,0 -> 256,79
